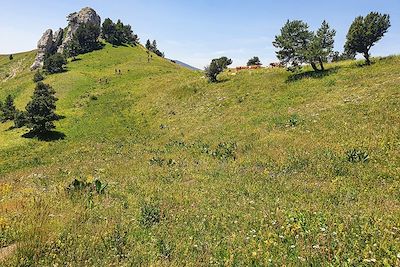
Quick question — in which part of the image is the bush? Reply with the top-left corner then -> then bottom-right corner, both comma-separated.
140,202 -> 161,227
66,178 -> 108,195
44,53 -> 66,74
33,71 -> 44,82
346,149 -> 369,163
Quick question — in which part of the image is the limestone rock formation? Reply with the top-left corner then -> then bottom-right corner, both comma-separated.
57,7 -> 101,53
53,28 -> 64,48
30,29 -> 54,70
31,7 -> 101,70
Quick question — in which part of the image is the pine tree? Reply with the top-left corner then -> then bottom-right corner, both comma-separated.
25,82 -> 59,134
345,12 -> 390,65
205,57 -> 232,83
145,39 -> 152,50
1,95 -> 17,122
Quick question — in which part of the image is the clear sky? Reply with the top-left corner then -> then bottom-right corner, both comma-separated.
0,1 -> 399,68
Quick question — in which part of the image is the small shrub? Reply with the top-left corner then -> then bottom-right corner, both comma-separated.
213,142 -> 237,161
140,202 -> 161,227
66,178 -> 108,194
346,149 -> 369,163
288,114 -> 299,127
157,239 -> 173,260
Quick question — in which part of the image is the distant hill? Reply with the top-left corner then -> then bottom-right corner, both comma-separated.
168,59 -> 200,71
1,44 -> 400,266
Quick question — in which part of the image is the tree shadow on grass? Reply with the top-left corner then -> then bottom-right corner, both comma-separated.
286,66 -> 340,83
22,131 -> 66,142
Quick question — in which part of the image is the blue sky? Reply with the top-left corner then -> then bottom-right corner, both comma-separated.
0,1 -> 399,68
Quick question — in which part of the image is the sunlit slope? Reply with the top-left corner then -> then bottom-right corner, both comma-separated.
0,45 -> 399,265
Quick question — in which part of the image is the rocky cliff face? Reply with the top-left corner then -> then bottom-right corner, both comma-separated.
30,29 -> 54,70
30,7 -> 101,70
57,7 -> 101,53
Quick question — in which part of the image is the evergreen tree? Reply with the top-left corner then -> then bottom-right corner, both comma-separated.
146,39 -> 152,50
306,20 -> 336,71
25,82 -> 59,134
64,38 -> 80,60
102,18 -> 138,46
74,23 -> 101,54
247,56 -> 262,66
1,95 -> 17,122
33,71 -> 44,82
345,12 -> 391,65
44,53 -> 67,74
273,20 -> 313,72
205,57 -> 232,83
273,20 -> 336,72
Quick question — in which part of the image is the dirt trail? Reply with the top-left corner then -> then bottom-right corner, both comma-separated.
0,244 -> 17,262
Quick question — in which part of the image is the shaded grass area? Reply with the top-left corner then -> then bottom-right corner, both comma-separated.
0,46 -> 400,265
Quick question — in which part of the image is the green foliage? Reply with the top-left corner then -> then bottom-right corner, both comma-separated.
44,53 -> 67,74
66,178 -> 108,195
25,82 -> 59,134
330,50 -> 356,62
346,149 -> 369,163
247,56 -> 262,66
13,110 -> 28,128
140,202 -> 161,227
0,95 -> 17,122
33,71 -> 44,82
212,142 -> 237,161
204,56 -> 232,82
345,12 -> 391,65
157,239 -> 173,260
63,38 -> 80,60
74,23 -> 101,54
274,20 -> 336,72
145,39 -> 164,57
102,18 -> 139,46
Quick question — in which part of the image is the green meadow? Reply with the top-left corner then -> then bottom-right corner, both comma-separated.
1,44 -> 400,266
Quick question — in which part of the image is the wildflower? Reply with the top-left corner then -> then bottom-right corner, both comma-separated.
290,245 -> 296,249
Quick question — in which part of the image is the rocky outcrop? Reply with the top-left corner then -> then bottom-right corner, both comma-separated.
53,28 -> 64,48
31,7 -> 101,70
57,7 -> 101,53
30,29 -> 54,70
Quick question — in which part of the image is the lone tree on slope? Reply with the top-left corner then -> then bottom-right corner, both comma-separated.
204,57 -> 232,83
345,12 -> 391,65
247,56 -> 262,66
25,82 -> 59,134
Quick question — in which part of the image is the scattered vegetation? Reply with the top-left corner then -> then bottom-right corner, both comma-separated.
0,10 -> 399,265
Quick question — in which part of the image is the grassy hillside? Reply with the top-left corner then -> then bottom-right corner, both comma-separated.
1,44 -> 400,266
